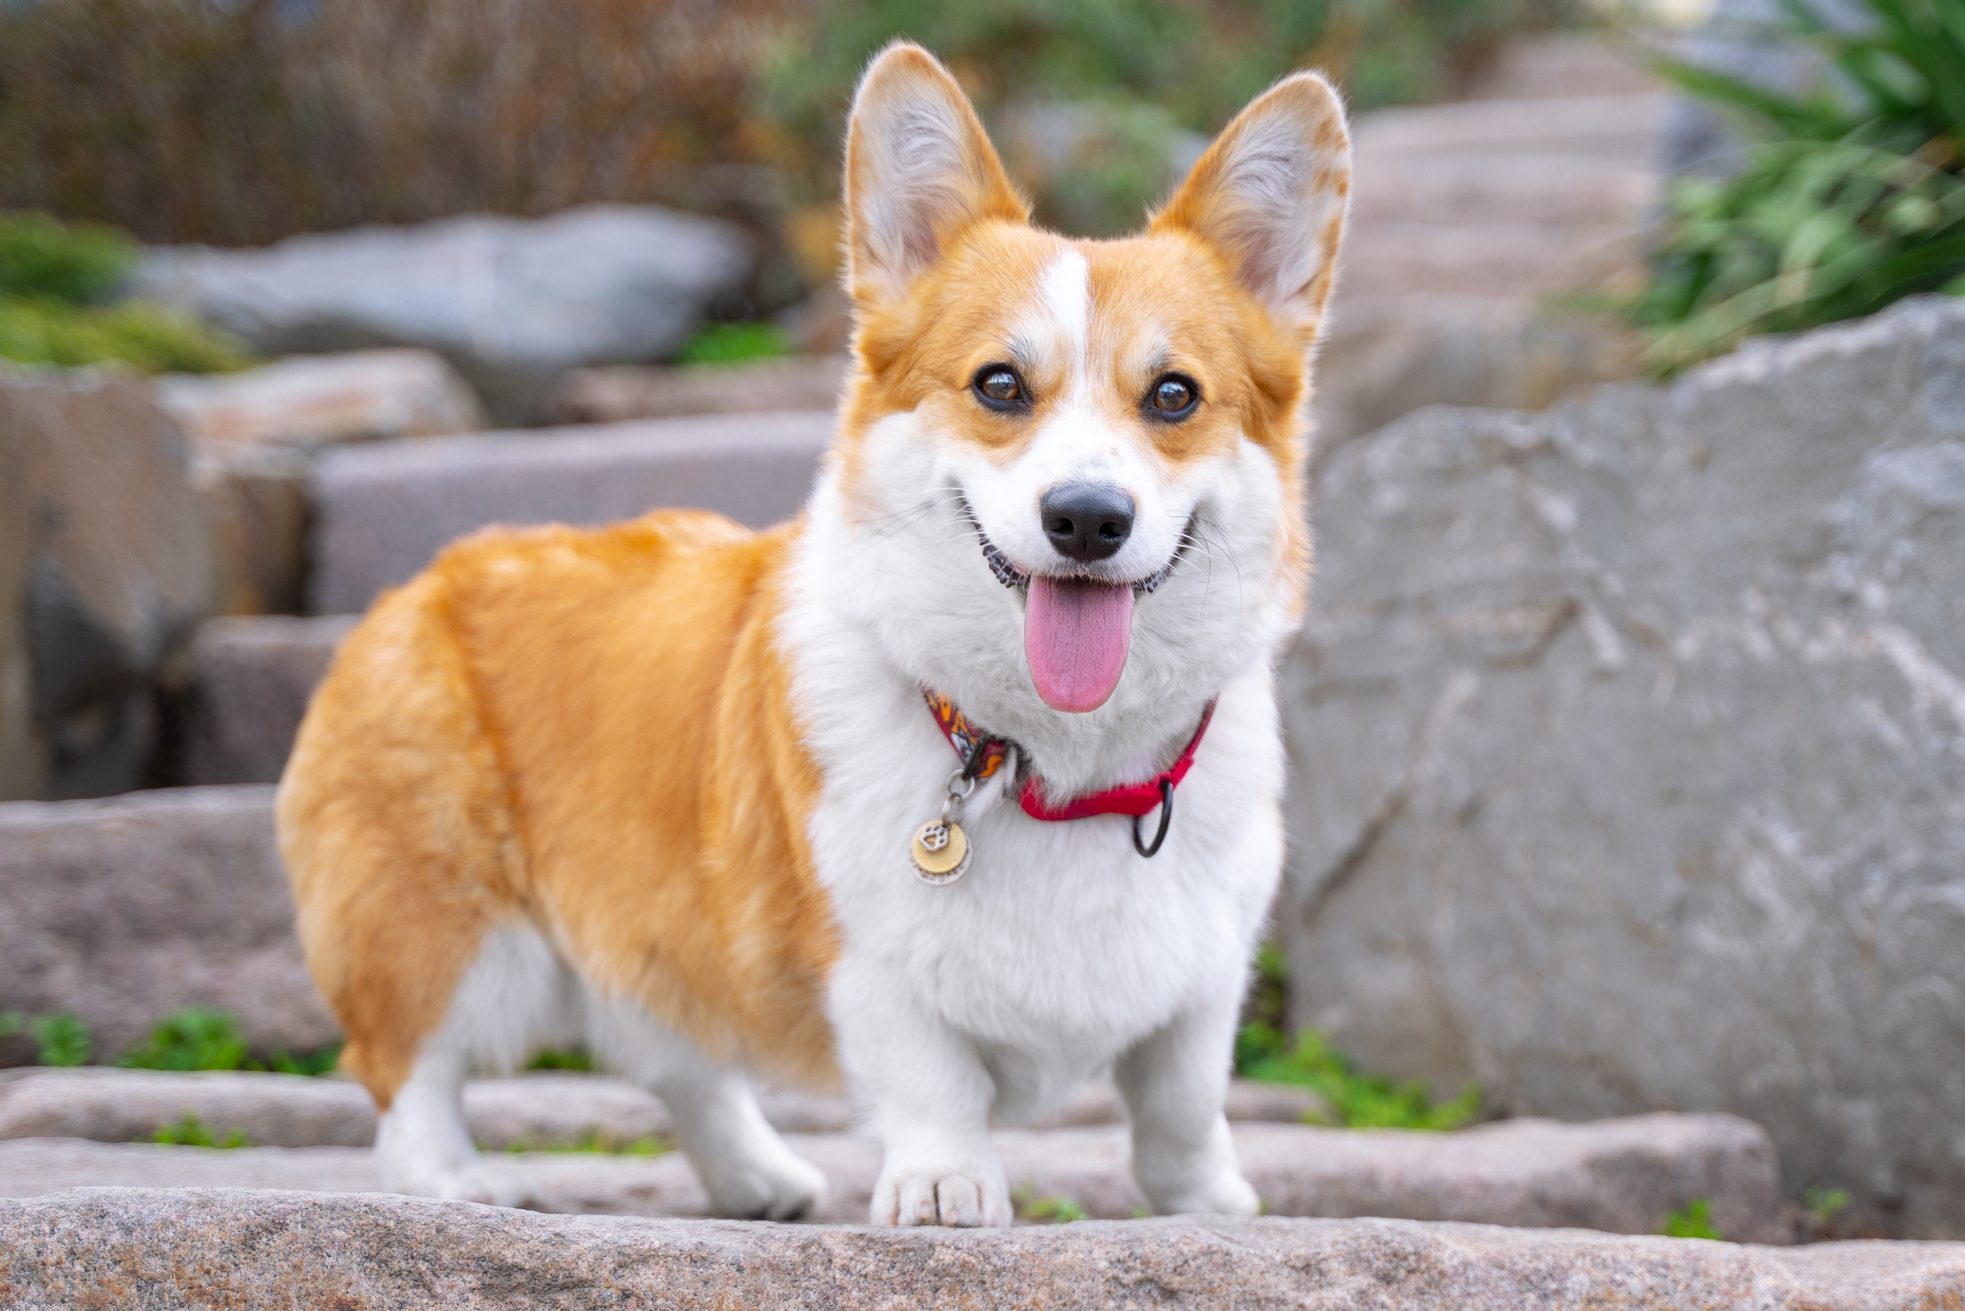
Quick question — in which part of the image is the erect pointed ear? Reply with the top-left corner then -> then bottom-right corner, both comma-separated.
1152,71 -> 1352,343
843,41 -> 1029,308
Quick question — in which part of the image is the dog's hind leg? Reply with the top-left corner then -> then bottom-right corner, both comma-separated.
587,994 -> 827,1220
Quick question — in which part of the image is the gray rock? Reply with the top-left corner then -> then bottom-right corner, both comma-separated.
6,1191 -> 1954,1311
1282,297 -> 1965,1238
552,354 -> 848,425
0,786 -> 333,1065
310,411 -> 829,614
0,366 -> 214,800
191,445 -> 312,618
159,349 -> 485,451
0,1066 -> 1328,1150
175,616 -> 353,785
0,1112 -> 1781,1237
134,205 -> 753,422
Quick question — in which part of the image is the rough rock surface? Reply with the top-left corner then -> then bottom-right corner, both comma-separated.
7,1190 -> 1960,1311
552,354 -> 848,424
158,349 -> 484,451
134,205 -> 753,422
0,366 -> 213,800
310,411 -> 829,613
0,787 -> 332,1064
175,616 -> 354,784
0,1113 -> 1782,1238
1283,298 -> 1965,1238
0,1067 -> 1325,1150
191,446 -> 311,618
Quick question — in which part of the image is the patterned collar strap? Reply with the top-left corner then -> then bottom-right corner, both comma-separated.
921,689 -> 1216,823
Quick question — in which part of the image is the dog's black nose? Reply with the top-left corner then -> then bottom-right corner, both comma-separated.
1041,482 -> 1134,563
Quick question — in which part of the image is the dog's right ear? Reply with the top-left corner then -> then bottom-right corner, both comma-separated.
843,42 -> 1029,309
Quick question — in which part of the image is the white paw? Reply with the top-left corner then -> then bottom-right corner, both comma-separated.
702,1147 -> 829,1222
394,1158 -> 542,1209
873,1165 -> 1013,1228
1143,1168 -> 1260,1218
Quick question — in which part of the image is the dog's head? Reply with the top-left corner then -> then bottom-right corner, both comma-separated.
820,43 -> 1349,737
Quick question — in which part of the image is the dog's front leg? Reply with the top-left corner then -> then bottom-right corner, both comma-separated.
834,975 -> 1011,1227
1116,988 -> 1261,1217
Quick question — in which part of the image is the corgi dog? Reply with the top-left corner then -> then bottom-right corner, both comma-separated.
278,42 -> 1350,1227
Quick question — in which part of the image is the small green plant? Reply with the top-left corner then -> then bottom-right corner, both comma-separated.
0,1011 -> 94,1067
1235,1024 -> 1481,1132
676,320 -> 792,368
1627,0 -> 1965,372
116,1007 -> 340,1076
527,1047 -> 597,1072
0,211 -> 133,303
1662,1197 -> 1726,1241
1013,1186 -> 1087,1224
152,1112 -> 249,1149
1806,1185 -> 1851,1231
501,1128 -> 670,1156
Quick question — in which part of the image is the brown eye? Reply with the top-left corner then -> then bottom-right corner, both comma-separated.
1148,373 -> 1199,419
972,365 -> 1027,411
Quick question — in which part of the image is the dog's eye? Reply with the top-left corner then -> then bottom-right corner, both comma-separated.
1147,373 -> 1199,419
972,365 -> 1027,411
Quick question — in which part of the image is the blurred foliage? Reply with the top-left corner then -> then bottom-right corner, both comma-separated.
527,1047 -> 598,1072
0,1011 -> 93,1067
0,0 -> 1578,257
1236,1023 -> 1482,1131
677,320 -> 793,367
500,1129 -> 672,1156
115,1007 -> 340,1075
1661,1197 -> 1725,1240
153,1113 -> 250,1149
1013,1187 -> 1089,1223
1627,0 -> 1965,372
0,211 -> 248,372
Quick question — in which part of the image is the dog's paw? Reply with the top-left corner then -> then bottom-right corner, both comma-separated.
703,1147 -> 829,1222
873,1165 -> 1013,1228
1143,1168 -> 1260,1218
396,1159 -> 543,1209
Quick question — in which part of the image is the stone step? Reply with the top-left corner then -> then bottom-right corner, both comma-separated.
0,1067 -> 1325,1150
173,615 -> 354,785
10,1194 -> 1957,1311
310,409 -> 830,614
0,1112 -> 1783,1238
0,786 -> 331,1066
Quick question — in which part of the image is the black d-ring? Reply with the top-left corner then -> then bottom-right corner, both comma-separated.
1132,780 -> 1175,858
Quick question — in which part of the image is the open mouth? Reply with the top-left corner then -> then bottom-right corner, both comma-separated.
959,492 -> 1191,713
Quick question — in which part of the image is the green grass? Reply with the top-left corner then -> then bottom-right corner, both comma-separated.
526,1047 -> 597,1072
1013,1187 -> 1087,1224
1235,1024 -> 1482,1132
675,321 -> 791,368
115,1008 -> 340,1076
1627,0 -> 1965,372
500,1128 -> 671,1156
0,211 -> 132,303
0,1012 -> 93,1067
1662,1197 -> 1725,1241
152,1112 -> 250,1149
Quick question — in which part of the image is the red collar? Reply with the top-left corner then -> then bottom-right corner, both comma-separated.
923,690 -> 1215,825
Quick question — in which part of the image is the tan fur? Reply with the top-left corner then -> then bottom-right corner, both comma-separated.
279,514 -> 840,1108
279,45 -> 1347,1114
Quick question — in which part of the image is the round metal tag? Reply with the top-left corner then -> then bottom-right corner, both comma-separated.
910,819 -> 972,885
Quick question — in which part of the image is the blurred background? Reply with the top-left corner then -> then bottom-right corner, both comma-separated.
3,0 -> 1963,1261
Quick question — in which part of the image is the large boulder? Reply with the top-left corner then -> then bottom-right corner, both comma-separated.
158,349 -> 484,451
134,206 -> 754,423
1282,297 -> 1965,1238
0,786 -> 332,1065
3,1191 -> 1962,1310
309,411 -> 829,614
0,367 -> 213,800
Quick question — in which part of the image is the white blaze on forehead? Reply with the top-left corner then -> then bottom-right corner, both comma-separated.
1022,249 -> 1091,392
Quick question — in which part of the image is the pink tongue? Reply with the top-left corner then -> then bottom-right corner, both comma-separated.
1024,575 -> 1135,713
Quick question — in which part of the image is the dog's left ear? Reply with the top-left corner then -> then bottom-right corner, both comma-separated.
1152,72 -> 1352,345
843,41 -> 1030,308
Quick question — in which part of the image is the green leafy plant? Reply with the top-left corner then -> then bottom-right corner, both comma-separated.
0,1011 -> 94,1067
1235,1024 -> 1482,1131
501,1128 -> 671,1156
676,321 -> 793,368
1013,1186 -> 1087,1224
0,211 -> 132,302
116,1007 -> 340,1076
1806,1185 -> 1852,1232
1662,1197 -> 1726,1240
527,1047 -> 597,1072
1628,0 -> 1965,372
152,1113 -> 249,1149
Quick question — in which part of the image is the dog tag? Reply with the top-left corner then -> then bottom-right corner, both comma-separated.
911,818 -> 972,885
